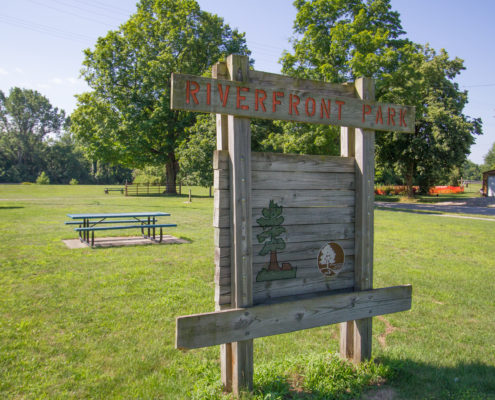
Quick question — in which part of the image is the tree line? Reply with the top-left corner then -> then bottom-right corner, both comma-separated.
1,0 -> 491,191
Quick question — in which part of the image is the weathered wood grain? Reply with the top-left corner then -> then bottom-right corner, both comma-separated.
252,255 -> 354,276
251,189 -> 355,208
252,206 -> 355,226
216,223 -> 356,249
253,272 -> 355,304
251,152 -> 354,173
171,73 -> 415,132
249,70 -> 356,99
253,239 -> 355,263
176,285 -> 412,349
252,171 -> 355,190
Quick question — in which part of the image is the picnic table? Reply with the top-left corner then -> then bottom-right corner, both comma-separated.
65,212 -> 177,246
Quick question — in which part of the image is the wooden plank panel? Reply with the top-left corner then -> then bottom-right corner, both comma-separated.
253,255 -> 354,277
253,239 -> 355,263
251,152 -> 354,173
253,223 -> 355,244
249,70 -> 356,98
176,285 -> 412,349
214,189 -> 230,210
252,171 -> 355,190
213,150 -> 229,170
216,222 -> 356,250
252,206 -> 355,226
214,169 -> 229,190
252,189 -> 355,208
170,73 -> 415,132
253,273 -> 355,304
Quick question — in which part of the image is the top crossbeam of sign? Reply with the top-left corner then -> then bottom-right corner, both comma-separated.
170,72 -> 415,133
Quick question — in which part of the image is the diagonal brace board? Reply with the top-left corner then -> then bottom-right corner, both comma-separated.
176,285 -> 411,350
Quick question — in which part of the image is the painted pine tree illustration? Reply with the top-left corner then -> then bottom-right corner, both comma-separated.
256,200 -> 286,271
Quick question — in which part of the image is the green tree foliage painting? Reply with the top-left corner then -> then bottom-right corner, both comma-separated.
256,200 -> 296,282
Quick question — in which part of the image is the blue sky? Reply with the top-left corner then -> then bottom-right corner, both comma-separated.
0,0 -> 493,164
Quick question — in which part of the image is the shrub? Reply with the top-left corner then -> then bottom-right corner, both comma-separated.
69,178 -> 79,185
36,172 -> 50,185
21,182 -> 33,185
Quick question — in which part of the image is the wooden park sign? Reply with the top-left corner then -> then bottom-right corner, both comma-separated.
171,55 -> 413,395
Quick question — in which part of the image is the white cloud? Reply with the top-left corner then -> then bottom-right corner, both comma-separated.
51,78 -> 63,85
0,67 -> 8,75
14,68 -> 24,74
36,83 -> 51,90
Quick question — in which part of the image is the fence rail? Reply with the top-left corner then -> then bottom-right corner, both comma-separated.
124,183 -> 182,196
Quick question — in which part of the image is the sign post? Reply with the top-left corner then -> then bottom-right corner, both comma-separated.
171,54 -> 414,395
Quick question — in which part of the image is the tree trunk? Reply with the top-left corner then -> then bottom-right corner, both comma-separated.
268,251 -> 280,271
165,152 -> 179,194
406,163 -> 414,198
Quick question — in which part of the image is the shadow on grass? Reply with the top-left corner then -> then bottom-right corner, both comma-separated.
376,356 -> 495,400
250,356 -> 495,400
0,206 -> 24,210
375,206 -> 443,215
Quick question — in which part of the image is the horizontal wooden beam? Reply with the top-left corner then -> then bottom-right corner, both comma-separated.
176,285 -> 412,349
171,73 -> 415,133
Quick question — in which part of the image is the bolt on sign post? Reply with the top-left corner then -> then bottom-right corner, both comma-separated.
171,54 -> 414,395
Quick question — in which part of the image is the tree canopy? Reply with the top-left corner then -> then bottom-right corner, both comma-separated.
281,0 -> 482,194
71,0 -> 250,193
0,87 -> 67,182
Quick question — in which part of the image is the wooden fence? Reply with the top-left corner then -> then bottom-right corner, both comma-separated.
124,183 -> 182,196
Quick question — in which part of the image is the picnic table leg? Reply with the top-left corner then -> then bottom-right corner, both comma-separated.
153,217 -> 156,240
159,227 -> 162,243
91,231 -> 94,247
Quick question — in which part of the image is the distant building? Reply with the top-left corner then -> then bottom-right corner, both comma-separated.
482,169 -> 495,197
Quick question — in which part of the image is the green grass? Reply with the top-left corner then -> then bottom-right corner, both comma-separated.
1,184 -> 494,399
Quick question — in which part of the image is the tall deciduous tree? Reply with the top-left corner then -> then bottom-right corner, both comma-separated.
0,88 -> 66,182
281,0 -> 481,194
71,0 -> 249,193
376,45 -> 482,194
482,142 -> 495,171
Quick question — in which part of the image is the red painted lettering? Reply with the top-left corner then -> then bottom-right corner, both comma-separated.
186,80 -> 200,105
399,108 -> 407,127
336,100 -> 345,120
387,107 -> 396,126
217,84 -> 230,107
206,83 -> 211,105
255,89 -> 267,112
305,97 -> 316,117
362,104 -> 372,122
272,91 -> 284,113
320,99 -> 331,119
236,87 -> 249,110
289,94 -> 300,115
375,106 -> 383,124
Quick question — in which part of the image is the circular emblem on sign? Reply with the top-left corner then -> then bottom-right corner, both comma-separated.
317,242 -> 345,277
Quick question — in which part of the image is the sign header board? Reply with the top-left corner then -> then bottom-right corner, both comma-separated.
171,73 -> 415,133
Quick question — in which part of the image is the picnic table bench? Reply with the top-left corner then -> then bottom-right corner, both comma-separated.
65,212 -> 176,246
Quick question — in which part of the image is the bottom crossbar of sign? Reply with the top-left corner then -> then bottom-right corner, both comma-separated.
176,285 -> 412,349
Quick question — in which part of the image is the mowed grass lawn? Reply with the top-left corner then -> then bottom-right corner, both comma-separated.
0,185 -> 494,399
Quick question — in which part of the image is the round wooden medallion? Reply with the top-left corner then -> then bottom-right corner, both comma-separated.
317,242 -> 345,277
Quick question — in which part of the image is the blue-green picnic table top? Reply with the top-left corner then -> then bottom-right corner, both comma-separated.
67,212 -> 170,219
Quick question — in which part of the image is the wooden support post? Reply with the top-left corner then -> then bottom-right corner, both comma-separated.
213,55 -> 253,395
227,55 -> 253,395
340,77 -> 375,363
